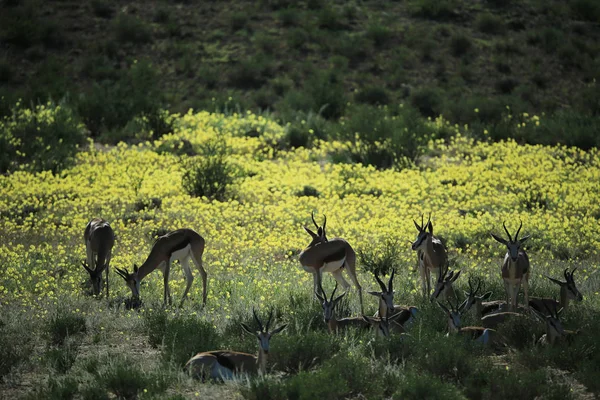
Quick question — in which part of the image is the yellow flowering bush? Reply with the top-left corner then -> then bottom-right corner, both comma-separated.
0,109 -> 598,315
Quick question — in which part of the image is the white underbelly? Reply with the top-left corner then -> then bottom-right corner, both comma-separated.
170,244 -> 191,263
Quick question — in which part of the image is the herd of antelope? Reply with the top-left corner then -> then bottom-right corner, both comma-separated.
81,212 -> 584,380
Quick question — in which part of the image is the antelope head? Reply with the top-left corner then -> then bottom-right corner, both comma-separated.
362,313 -> 400,337
437,298 -> 466,332
81,260 -> 106,296
315,281 -> 346,323
115,265 -> 140,301
547,268 -> 583,302
459,276 -> 493,313
303,212 -> 328,248
431,267 -> 461,302
532,302 -> 566,342
411,213 -> 433,251
368,269 -> 395,315
241,308 -> 287,355
490,221 -> 531,262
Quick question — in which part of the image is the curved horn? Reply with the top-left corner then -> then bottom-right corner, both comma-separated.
475,277 -> 482,294
374,273 -> 387,292
570,267 -> 577,281
318,279 -> 327,300
503,221 -> 513,241
388,268 -> 395,292
330,281 -> 338,302
322,214 -> 327,233
563,268 -> 570,282
265,308 -> 273,332
467,276 -> 475,294
515,220 -> 523,241
427,212 -> 432,229
252,307 -> 264,332
311,211 -> 319,230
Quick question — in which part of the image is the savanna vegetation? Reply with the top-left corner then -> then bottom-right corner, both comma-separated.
1,0 -> 600,398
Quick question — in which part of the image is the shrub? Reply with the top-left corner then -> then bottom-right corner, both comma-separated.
449,33 -> 472,57
476,13 -> 505,34
144,310 -> 220,365
410,86 -> 444,118
91,0 -> 114,19
0,60 -> 13,83
295,185 -> 320,197
1,4 -> 64,49
98,355 -> 171,399
77,60 -> 164,139
366,23 -> 393,47
228,55 -> 274,89
358,238 -> 403,276
304,70 -> 347,119
571,0 -> 600,23
45,340 -> 80,374
181,139 -> 236,201
229,11 -> 248,32
411,0 -> 457,20
355,86 -> 390,106
270,331 -> 340,373
113,13 -> 152,44
0,318 -> 35,379
0,101 -> 86,173
48,311 -> 87,346
286,28 -> 309,50
277,7 -> 300,26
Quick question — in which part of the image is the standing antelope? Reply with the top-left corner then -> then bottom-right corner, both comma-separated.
315,282 -> 370,333
185,309 -> 287,380
115,228 -> 207,307
491,221 -> 531,311
300,212 -> 364,314
82,218 -> 115,297
430,267 -> 461,303
369,270 -> 419,327
529,268 -> 583,315
412,214 -> 448,297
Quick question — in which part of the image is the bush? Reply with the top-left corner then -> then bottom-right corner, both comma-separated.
295,185 -> 320,197
366,23 -> 393,47
91,0 -> 114,19
113,13 -> 153,44
270,331 -> 340,373
355,86 -> 390,106
410,86 -> 445,118
449,33 -> 472,57
476,13 -> 505,34
98,355 -> 171,399
48,311 -> 87,346
228,55 -> 274,89
229,11 -> 248,32
303,70 -> 347,119
77,60 -> 164,139
317,6 -> 346,31
0,101 -> 86,173
571,0 -> 600,22
1,4 -> 64,49
411,0 -> 457,20
0,318 -> 35,379
181,139 -> 236,201
358,238 -> 402,276
277,7 -> 300,26
144,311 -> 220,366
45,340 -> 80,374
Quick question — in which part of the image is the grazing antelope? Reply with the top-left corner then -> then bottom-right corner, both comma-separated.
437,300 -> 500,346
300,212 -> 364,314
430,267 -> 461,303
369,270 -> 419,328
529,268 -> 583,316
115,228 -> 207,307
316,282 -> 370,333
491,221 -> 531,311
82,218 -> 115,297
412,214 -> 448,297
185,309 -> 287,380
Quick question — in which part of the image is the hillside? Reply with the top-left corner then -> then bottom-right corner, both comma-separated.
1,0 -> 599,146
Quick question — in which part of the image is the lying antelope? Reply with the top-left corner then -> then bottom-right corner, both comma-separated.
491,221 -> 531,311
437,300 -> 501,346
300,212 -> 364,314
362,313 -> 408,337
82,218 -> 115,297
316,281 -> 370,333
115,228 -> 207,307
533,303 -> 579,346
369,270 -> 419,328
185,309 -> 287,380
430,267 -> 461,303
459,277 -> 496,319
529,268 -> 583,316
412,214 -> 448,297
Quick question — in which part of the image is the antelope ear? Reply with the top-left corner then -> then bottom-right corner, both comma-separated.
133,264 -> 139,273
240,323 -> 255,335
450,270 -> 461,283
413,220 -> 421,231
333,291 -> 347,303
490,233 -> 507,245
519,235 -> 531,243
270,324 -> 288,335
481,291 -> 493,301
427,221 -> 433,234
303,226 -> 318,239
367,291 -> 382,297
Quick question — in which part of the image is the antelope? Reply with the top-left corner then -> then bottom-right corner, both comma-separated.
300,212 -> 364,314
362,312 -> 412,338
437,300 -> 500,346
185,309 -> 287,380
315,281 -> 370,333
459,276 -> 506,318
481,310 -> 526,329
412,214 -> 448,297
533,303 -> 579,346
491,221 -> 531,311
529,268 -> 583,316
115,228 -> 207,307
82,218 -> 115,297
369,270 -> 419,328
430,267 -> 461,303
